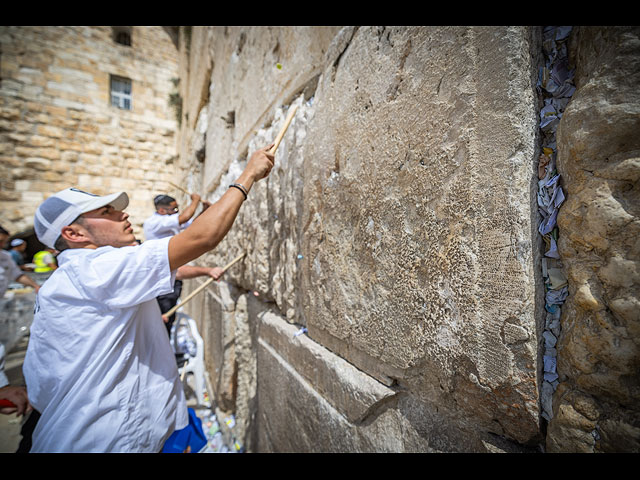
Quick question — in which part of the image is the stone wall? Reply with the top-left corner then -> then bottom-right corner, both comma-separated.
0,26 -> 179,240
547,26 -> 640,453
177,26 -> 546,452
5,25 -> 634,453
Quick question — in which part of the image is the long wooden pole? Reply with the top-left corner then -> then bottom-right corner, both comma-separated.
269,104 -> 298,155
168,181 -> 204,204
164,252 -> 246,318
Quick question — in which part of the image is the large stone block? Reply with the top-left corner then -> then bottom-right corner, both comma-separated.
178,26 -> 545,450
299,26 -> 542,444
549,26 -> 640,452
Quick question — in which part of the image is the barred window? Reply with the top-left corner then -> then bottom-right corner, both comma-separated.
112,26 -> 132,46
110,75 -> 132,110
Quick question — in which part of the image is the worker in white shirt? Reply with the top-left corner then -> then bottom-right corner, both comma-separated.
22,145 -> 274,453
143,192 -> 202,241
144,192 -> 223,335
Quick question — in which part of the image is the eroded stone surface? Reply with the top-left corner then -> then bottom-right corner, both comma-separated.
179,26 -> 544,450
549,26 -> 640,453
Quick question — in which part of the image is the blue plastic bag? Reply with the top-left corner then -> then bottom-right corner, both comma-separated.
162,408 -> 208,453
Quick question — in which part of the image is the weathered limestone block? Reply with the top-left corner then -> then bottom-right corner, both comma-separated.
176,26 -> 546,451
255,310 -> 405,452
259,307 -> 396,424
299,26 -> 542,445
550,26 -> 640,452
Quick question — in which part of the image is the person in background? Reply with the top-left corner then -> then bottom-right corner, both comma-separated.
1,226 -> 38,446
144,192 -> 222,336
0,227 -> 41,452
1,339 -> 39,454
33,247 -> 58,273
1,243 -> 40,297
143,193 -> 203,241
0,343 -> 31,417
8,239 -> 32,271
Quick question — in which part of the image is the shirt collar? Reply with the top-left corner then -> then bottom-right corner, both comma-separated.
57,246 -> 114,265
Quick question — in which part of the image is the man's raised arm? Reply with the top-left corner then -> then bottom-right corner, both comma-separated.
168,145 -> 274,271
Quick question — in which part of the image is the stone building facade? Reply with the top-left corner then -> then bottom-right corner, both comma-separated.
0,26 -> 180,250
173,26 -> 639,453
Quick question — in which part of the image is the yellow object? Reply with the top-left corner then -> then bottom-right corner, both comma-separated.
33,250 -> 56,272
543,147 -> 554,155
276,63 -> 282,70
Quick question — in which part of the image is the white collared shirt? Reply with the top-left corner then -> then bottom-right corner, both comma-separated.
143,212 -> 193,240
23,237 -> 188,452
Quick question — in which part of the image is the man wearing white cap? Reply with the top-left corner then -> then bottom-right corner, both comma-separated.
22,146 -> 274,452
8,238 -> 31,271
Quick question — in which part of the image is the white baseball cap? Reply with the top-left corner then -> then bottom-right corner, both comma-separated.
34,188 -> 129,249
10,238 -> 25,247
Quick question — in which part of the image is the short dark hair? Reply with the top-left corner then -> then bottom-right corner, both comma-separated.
53,215 -> 87,252
154,195 -> 175,209
0,226 -> 8,236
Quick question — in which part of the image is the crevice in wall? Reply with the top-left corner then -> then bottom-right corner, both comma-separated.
329,26 -> 359,84
220,110 -> 235,129
534,26 -> 576,431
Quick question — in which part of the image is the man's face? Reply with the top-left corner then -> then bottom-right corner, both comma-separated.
158,201 -> 179,216
78,205 -> 135,248
0,234 -> 8,249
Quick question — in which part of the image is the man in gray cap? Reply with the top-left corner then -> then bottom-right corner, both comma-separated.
22,145 -> 274,452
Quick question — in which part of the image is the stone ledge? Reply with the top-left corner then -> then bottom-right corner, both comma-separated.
258,310 -> 396,423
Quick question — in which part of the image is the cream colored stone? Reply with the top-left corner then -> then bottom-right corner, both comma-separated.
0,25 -> 179,234
598,255 -> 639,288
36,124 -> 64,138
176,26 -> 543,451
24,157 -> 51,170
573,283 -> 602,311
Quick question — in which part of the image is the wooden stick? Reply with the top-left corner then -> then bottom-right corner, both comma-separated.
269,105 -> 298,155
168,181 -> 204,204
164,252 -> 246,318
